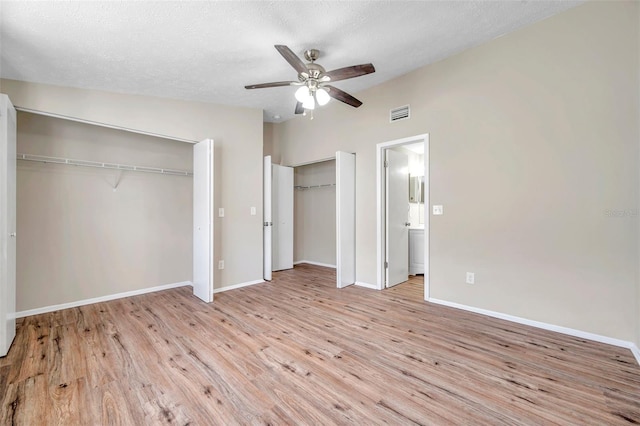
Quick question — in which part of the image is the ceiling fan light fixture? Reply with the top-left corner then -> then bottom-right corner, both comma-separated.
316,88 -> 330,106
302,95 -> 315,110
295,86 -> 310,103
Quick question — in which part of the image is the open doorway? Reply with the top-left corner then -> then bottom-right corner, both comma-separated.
292,151 -> 356,288
376,134 -> 429,300
293,159 -> 337,269
265,152 -> 355,288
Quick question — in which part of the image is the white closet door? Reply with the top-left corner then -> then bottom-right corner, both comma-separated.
272,163 -> 293,271
386,149 -> 409,287
336,151 -> 355,288
0,94 -> 16,357
193,139 -> 214,303
263,156 -> 272,281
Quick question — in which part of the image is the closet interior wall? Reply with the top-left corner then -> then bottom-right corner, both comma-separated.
294,160 -> 336,267
16,111 -> 193,312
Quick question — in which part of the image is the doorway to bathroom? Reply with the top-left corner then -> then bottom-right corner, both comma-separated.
376,134 -> 429,300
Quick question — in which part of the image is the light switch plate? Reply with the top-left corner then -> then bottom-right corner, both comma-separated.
433,205 -> 443,215
218,208 -> 224,217
466,272 -> 475,284
251,206 -> 256,216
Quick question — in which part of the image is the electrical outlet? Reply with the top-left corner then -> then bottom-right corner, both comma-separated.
466,272 -> 475,284
218,260 -> 224,270
433,205 -> 443,215
218,208 -> 225,217
250,206 -> 256,216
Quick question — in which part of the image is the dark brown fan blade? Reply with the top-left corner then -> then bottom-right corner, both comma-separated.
245,81 -> 298,89
275,45 -> 308,75
321,64 -> 375,82
324,85 -> 363,108
294,102 -> 304,114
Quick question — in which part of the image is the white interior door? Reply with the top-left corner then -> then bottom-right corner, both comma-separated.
1,94 -> 16,357
193,139 -> 214,302
386,149 -> 409,287
272,163 -> 293,271
263,156 -> 273,281
336,151 -> 355,288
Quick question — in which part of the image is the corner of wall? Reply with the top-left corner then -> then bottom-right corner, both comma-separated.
266,121 -> 283,164
263,122 -> 273,158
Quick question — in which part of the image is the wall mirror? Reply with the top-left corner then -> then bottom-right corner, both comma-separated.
409,175 -> 424,204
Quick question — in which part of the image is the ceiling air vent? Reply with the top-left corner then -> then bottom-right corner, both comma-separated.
390,105 -> 410,122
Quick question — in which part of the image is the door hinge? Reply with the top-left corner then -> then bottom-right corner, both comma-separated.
384,261 -> 388,269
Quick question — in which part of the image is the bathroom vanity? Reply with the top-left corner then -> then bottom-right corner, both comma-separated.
409,228 -> 424,275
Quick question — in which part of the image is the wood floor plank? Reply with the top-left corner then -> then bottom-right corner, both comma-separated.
1,263 -> 638,424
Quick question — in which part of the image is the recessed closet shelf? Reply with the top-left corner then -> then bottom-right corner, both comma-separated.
17,153 -> 193,177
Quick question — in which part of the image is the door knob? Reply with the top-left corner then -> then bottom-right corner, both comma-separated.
9,232 -> 16,237
404,222 -> 411,227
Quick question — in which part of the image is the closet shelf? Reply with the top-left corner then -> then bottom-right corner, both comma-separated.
294,183 -> 336,190
17,153 -> 193,177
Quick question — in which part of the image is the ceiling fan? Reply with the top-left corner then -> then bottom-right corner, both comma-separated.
245,45 -> 375,116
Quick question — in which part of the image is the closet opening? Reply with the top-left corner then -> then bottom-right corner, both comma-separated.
294,159 -> 337,270
13,109 -> 199,315
264,152 -> 355,288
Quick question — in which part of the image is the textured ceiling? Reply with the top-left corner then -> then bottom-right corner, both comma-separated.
0,1 -> 580,123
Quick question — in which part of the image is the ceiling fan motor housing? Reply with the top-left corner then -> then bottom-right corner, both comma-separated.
303,63 -> 325,80
304,49 -> 320,62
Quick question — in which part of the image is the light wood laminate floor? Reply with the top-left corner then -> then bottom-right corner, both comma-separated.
1,264 -> 639,425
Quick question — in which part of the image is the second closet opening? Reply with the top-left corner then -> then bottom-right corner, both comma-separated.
293,159 -> 336,269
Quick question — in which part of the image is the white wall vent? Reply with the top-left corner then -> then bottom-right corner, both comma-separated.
390,105 -> 410,122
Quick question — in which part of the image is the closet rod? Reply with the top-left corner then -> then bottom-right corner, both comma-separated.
17,153 -> 193,177
294,183 -> 336,190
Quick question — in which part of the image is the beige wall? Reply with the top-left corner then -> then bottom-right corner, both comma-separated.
2,79 -> 264,309
263,122 -> 274,158
294,160 -> 336,266
273,2 -> 640,344
16,112 -> 192,310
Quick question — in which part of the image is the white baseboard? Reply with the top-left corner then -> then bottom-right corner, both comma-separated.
354,281 -> 378,290
214,279 -> 264,294
630,344 -> 640,366
16,281 -> 192,318
429,298 -> 640,366
293,260 -> 337,269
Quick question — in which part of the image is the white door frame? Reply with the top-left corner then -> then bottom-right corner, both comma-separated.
376,134 -> 429,300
